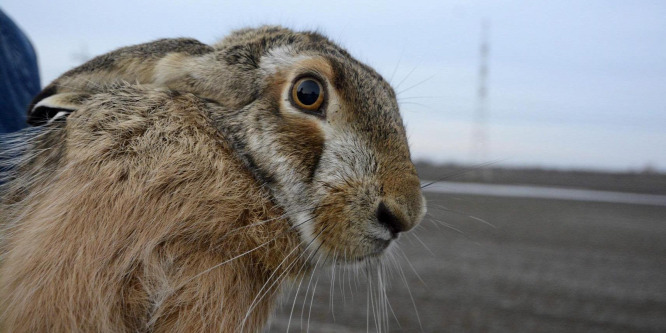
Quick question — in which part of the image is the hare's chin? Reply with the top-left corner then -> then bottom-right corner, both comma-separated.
343,236 -> 394,263
368,236 -> 392,254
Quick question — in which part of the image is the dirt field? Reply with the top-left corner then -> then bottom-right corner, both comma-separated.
415,163 -> 666,195
267,192 -> 666,332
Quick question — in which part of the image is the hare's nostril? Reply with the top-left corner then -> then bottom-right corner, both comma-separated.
376,201 -> 405,237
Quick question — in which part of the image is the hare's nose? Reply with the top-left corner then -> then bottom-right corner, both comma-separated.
375,201 -> 408,237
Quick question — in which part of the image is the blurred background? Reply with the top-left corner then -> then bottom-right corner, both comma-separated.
1,1 -> 665,332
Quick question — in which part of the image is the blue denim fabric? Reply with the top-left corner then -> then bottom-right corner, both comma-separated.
0,9 -> 40,134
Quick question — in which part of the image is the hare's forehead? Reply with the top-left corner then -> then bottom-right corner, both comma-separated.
260,46 -> 334,78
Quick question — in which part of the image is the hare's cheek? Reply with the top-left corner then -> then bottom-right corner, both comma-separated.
275,116 -> 324,181
312,195 -> 358,252
311,181 -> 383,260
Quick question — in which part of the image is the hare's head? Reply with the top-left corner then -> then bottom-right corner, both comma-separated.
174,26 -> 426,262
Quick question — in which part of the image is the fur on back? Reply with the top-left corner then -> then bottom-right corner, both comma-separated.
0,85 -> 303,332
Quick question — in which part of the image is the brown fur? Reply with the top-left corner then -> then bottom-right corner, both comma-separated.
2,85 -> 305,332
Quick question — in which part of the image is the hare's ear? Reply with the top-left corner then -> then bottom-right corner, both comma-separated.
27,90 -> 89,126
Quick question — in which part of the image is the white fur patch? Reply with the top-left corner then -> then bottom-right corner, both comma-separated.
259,46 -> 308,76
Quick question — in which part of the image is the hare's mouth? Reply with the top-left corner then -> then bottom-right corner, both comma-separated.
342,236 -> 395,262
366,236 -> 392,256
337,236 -> 394,263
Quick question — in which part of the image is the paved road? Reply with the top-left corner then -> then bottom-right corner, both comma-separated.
267,190 -> 666,332
422,181 -> 666,206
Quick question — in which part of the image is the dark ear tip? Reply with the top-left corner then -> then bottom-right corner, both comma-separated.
27,106 -> 65,126
26,85 -> 58,126
26,116 -> 43,126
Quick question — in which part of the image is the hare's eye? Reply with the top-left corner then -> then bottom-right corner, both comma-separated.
291,78 -> 324,112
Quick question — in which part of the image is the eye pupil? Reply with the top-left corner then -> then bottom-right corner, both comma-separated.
291,77 -> 325,113
296,80 -> 321,106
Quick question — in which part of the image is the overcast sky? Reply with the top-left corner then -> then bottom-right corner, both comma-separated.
3,1 -> 665,171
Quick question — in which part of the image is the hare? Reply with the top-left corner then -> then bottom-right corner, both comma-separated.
0,26 -> 426,332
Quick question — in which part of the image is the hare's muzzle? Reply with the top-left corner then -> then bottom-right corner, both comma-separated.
376,172 -> 426,237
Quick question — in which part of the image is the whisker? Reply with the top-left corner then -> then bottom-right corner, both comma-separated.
388,48 -> 404,84
433,204 -> 498,229
300,252 -> 323,330
397,101 -> 432,110
395,247 -> 427,288
178,214 -> 318,290
397,95 -> 445,100
396,261 -> 423,332
306,275 -> 319,333
242,223 -> 331,332
221,205 -> 326,241
397,74 -> 436,96
329,248 -> 338,322
286,250 -> 319,333
410,233 -> 435,256
426,214 -> 467,235
383,252 -> 402,329
395,65 -> 419,91
469,215 -> 497,229
420,159 -> 507,189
